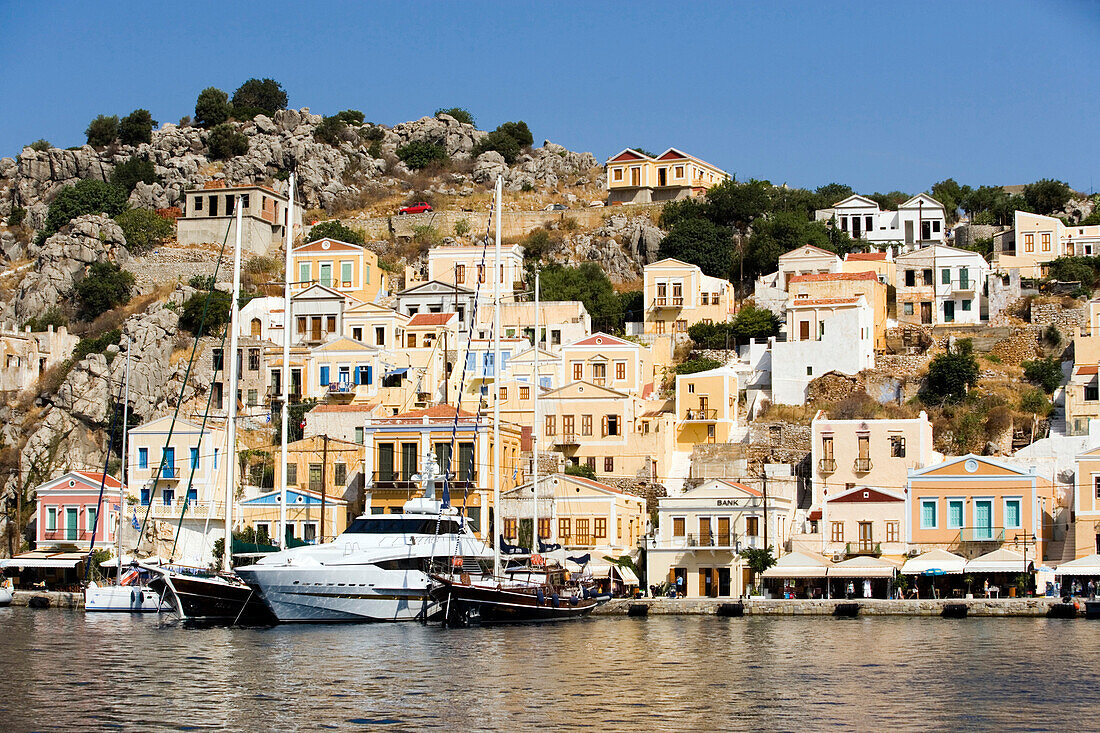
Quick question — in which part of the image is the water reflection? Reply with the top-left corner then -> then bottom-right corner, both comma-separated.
0,607 -> 1092,731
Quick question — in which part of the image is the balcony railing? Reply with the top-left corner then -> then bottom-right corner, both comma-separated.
327,381 -> 354,394
592,377 -> 607,386
959,526 -> 1006,543
554,434 -> 580,446
371,470 -> 477,490
145,499 -> 224,520
845,541 -> 881,556
652,297 -> 682,309
42,529 -> 95,542
853,458 -> 873,473
683,408 -> 718,421
686,532 -> 735,548
818,458 -> 837,473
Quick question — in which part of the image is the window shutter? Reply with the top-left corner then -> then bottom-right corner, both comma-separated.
601,415 -> 608,437
319,366 -> 329,386
366,366 -> 373,385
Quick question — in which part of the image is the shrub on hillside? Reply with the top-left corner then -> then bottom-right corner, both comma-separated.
309,220 -> 365,245
72,329 -> 122,364
473,121 -> 533,164
396,140 -> 448,170
564,463 -> 596,480
359,125 -> 385,142
1023,357 -> 1063,394
1019,388 -> 1052,416
28,139 -> 51,152
85,115 -> 119,147
314,115 -> 348,146
179,289 -> 231,336
24,307 -> 68,332
207,124 -> 249,160
109,155 -> 159,194
435,107 -> 474,126
75,262 -> 134,321
39,179 -> 129,243
231,78 -> 287,116
118,109 -> 154,146
334,109 -> 364,125
7,206 -> 26,226
115,208 -> 173,254
922,339 -> 979,405
675,357 -> 722,375
195,87 -> 230,128
188,274 -> 215,290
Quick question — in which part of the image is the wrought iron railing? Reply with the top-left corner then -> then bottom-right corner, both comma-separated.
818,458 -> 837,473
854,458 -> 873,473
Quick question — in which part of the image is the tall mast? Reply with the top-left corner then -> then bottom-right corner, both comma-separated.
117,338 -> 130,585
224,201 -> 244,573
279,173 -> 295,548
492,175 -> 503,577
532,269 -> 539,555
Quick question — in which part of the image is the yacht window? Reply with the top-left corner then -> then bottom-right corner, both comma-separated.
344,518 -> 463,535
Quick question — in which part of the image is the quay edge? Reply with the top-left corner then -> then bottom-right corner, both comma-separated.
594,597 -> 1063,617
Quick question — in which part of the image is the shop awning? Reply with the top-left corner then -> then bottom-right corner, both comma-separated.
384,367 -> 409,378
828,556 -> 898,578
901,549 -> 967,575
1055,553 -> 1100,576
964,548 -> 1032,574
0,553 -> 83,569
589,564 -> 640,585
761,551 -> 832,579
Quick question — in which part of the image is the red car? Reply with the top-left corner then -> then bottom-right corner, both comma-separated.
399,202 -> 433,215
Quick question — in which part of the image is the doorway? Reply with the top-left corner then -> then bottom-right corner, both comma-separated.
66,507 -> 78,541
944,301 -> 955,322
920,302 -> 932,324
975,500 -> 993,540
658,167 -> 667,187
718,567 -> 731,596
904,220 -> 914,244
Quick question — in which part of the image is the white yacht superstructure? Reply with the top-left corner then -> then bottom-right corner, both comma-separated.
235,500 -> 490,622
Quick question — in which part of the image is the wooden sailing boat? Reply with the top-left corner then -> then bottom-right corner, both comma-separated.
429,176 -> 596,624
143,197 -> 276,625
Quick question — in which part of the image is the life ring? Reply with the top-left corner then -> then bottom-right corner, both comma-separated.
450,556 -> 463,568
530,553 -> 545,567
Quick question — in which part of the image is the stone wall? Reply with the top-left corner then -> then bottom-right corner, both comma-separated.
594,597 -> 1058,617
990,328 -> 1041,365
1031,302 -> 1087,336
747,420 -> 811,473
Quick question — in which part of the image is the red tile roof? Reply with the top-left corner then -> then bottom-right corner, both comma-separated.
807,510 -> 822,521
564,473 -> 624,494
313,403 -> 381,413
829,488 -> 902,503
388,405 -> 475,419
569,333 -> 632,348
407,313 -> 456,328
845,252 -> 887,261
790,271 -> 879,283
1075,365 -> 1099,376
74,471 -> 122,488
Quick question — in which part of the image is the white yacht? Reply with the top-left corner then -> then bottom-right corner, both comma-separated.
236,498 -> 490,622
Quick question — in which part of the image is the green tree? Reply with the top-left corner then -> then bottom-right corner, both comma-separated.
658,197 -> 709,231
743,212 -> 840,280
931,178 -> 965,223
28,139 -> 51,152
496,121 -> 533,147
309,220 -> 365,245
206,123 -> 249,160
75,261 -> 135,320
40,179 -> 129,242
705,178 -> 772,233
1019,388 -> 1052,416
740,546 -> 776,593
923,338 -> 979,404
231,78 -> 288,116
334,109 -> 365,125
179,289 -> 232,336
396,140 -> 448,170
1023,179 -> 1073,216
273,399 -> 317,444
675,357 -> 721,375
539,262 -> 624,333
687,321 -> 737,349
814,182 -> 855,207
1046,257 -> 1097,288
564,462 -> 596,480
194,87 -> 230,128
732,303 -> 781,341
867,191 -> 910,210
630,147 -> 657,158
657,217 -> 734,279
118,109 -> 155,146
618,290 -> 644,325
85,114 -> 119,147
435,108 -> 474,126
1023,357 -> 1063,394
109,155 -> 159,194
314,115 -> 348,146
474,121 -> 534,164
115,208 -> 173,254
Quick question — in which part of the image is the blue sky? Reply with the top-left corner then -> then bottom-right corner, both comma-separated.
1,1 -> 1097,194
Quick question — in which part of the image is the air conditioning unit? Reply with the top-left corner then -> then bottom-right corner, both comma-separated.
832,551 -> 845,562
906,548 -> 921,557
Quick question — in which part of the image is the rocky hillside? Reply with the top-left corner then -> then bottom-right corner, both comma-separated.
0,110 -> 601,244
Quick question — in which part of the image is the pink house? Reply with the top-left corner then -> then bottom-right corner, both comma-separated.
35,471 -> 124,550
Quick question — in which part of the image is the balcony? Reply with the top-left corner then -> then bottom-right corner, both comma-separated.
371,470 -> 477,491
959,526 -> 1006,543
818,458 -> 837,473
845,541 -> 881,557
592,377 -> 607,387
553,433 -> 580,448
953,278 -> 976,293
41,529 -> 95,543
651,297 -> 682,310
327,381 -> 354,395
686,532 -> 735,548
853,458 -> 873,473
145,499 -> 224,520
682,408 -> 718,422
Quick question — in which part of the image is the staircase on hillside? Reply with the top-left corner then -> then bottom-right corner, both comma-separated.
1047,522 -> 1078,566
663,451 -> 694,497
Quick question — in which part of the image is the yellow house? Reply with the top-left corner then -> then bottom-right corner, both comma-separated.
499,473 -> 646,558
360,405 -> 523,542
647,479 -> 794,598
993,211 -> 1100,278
906,454 -> 1054,560
673,364 -> 739,451
1064,299 -> 1100,435
291,238 -> 387,304
560,332 -> 654,397
788,271 -> 888,351
841,251 -> 896,287
775,244 -> 842,291
605,148 -> 729,205
239,488 -> 348,546
343,301 -> 408,351
1073,446 -> 1100,558
643,258 -> 735,336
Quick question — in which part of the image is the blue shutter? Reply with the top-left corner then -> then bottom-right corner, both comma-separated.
501,352 -> 510,372
366,365 -> 373,385
320,366 -> 329,386
353,366 -> 361,385
466,352 -> 476,371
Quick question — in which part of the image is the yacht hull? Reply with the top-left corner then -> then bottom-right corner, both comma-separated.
147,568 -> 275,625
85,585 -> 168,612
235,564 -> 442,622
430,575 -> 598,624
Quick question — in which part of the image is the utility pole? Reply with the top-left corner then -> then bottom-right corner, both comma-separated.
320,434 -> 329,545
762,470 -> 769,552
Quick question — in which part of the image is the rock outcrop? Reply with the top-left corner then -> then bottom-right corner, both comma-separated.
549,215 -> 666,283
10,214 -> 129,321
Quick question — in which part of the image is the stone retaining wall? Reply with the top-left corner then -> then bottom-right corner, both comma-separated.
595,596 -> 1058,617
10,590 -> 84,608
1031,302 -> 1087,335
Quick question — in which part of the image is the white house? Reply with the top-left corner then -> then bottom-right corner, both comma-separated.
895,245 -> 990,326
770,295 -> 875,405
815,194 -> 947,251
